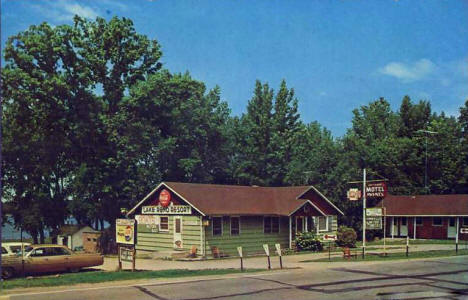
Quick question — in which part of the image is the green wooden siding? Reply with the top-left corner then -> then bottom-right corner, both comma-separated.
136,215 -> 202,254
204,216 -> 290,257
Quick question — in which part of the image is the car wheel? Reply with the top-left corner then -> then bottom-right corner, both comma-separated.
69,267 -> 81,273
2,267 -> 15,279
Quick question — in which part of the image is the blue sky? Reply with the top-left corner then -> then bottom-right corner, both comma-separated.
2,0 -> 468,136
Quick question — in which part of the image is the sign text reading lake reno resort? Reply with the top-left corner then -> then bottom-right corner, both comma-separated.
142,205 -> 192,215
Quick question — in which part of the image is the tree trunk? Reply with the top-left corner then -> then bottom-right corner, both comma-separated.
39,229 -> 45,244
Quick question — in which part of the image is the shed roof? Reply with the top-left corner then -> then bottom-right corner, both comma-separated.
58,225 -> 96,236
376,194 -> 468,216
128,182 -> 343,217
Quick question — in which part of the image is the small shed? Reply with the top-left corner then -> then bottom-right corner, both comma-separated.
57,225 -> 99,251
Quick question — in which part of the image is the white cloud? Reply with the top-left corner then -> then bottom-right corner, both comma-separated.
30,0 -> 100,23
379,58 -> 435,82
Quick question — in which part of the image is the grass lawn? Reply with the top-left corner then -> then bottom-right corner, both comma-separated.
356,239 -> 456,246
0,268 -> 264,290
300,249 -> 468,263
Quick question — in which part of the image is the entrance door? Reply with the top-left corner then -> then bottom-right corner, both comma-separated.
400,217 -> 408,236
296,217 -> 304,234
448,217 -> 456,238
392,217 -> 398,237
173,216 -> 183,250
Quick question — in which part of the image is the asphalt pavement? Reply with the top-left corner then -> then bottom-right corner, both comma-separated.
3,255 -> 468,300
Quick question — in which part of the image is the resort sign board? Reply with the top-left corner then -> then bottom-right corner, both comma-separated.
365,182 -> 387,198
142,205 -> 192,215
347,188 -> 361,201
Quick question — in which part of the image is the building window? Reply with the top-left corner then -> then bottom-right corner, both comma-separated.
318,216 -> 328,231
401,217 -> 407,226
272,217 -> 279,233
264,217 -> 272,233
212,217 -> 222,236
264,217 -> 279,234
416,217 -> 423,226
160,216 -> 169,231
230,217 -> 240,235
432,217 -> 443,226
463,217 -> 468,226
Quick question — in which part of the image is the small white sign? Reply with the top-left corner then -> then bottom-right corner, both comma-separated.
135,215 -> 159,225
275,243 -> 282,257
366,208 -> 383,217
263,244 -> 270,256
460,227 -> 468,234
323,234 -> 337,241
237,246 -> 243,258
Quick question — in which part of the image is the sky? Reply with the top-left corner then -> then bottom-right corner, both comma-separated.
2,0 -> 468,136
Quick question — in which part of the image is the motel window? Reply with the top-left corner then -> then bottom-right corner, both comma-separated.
212,217 -> 222,236
401,217 -> 407,226
160,216 -> 169,231
449,218 -> 456,227
230,217 -> 240,235
416,217 -> 423,226
432,217 -> 443,226
463,217 -> 468,226
318,216 -> 328,232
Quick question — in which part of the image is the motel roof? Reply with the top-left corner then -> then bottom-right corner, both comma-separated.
128,182 -> 344,217
376,194 -> 468,216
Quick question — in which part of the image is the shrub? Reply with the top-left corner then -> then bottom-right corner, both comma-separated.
336,226 -> 357,248
295,232 -> 323,252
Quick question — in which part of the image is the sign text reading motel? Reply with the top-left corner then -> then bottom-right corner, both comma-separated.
142,205 -> 192,215
365,182 -> 387,198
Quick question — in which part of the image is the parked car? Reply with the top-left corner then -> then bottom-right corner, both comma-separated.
1,242 -> 31,257
1,244 -> 104,279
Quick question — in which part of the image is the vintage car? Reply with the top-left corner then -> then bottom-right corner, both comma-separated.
1,242 -> 31,257
1,244 -> 104,279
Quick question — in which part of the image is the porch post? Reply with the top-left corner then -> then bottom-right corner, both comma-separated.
413,217 -> 416,240
289,216 -> 292,249
305,217 -> 308,232
456,217 -> 459,244
391,217 -> 394,239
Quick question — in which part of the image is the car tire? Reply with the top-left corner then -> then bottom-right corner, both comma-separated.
2,267 -> 15,279
69,267 -> 81,273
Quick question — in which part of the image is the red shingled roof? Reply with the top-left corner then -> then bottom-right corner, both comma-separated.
376,194 -> 468,216
128,182 -> 343,216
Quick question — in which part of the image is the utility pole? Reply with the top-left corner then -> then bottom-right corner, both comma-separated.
416,129 -> 437,191
362,168 -> 366,257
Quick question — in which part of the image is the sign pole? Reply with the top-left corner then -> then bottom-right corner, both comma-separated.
383,207 -> 387,256
132,247 -> 136,272
118,246 -> 122,271
362,168 -> 366,258
237,247 -> 244,272
455,218 -> 459,254
275,244 -> 283,269
406,236 -> 409,257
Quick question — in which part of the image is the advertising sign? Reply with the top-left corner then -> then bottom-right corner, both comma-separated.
159,189 -> 171,207
120,247 -> 134,262
366,208 -> 383,217
116,219 -> 135,245
135,215 -> 158,225
365,182 -> 387,198
366,217 -> 382,230
347,188 -> 361,201
263,244 -> 270,256
142,205 -> 192,215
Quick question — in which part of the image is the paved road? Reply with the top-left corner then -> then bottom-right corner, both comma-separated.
5,256 -> 468,300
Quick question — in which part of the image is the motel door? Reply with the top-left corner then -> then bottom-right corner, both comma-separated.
400,217 -> 408,236
173,216 -> 183,249
392,217 -> 398,236
448,218 -> 456,238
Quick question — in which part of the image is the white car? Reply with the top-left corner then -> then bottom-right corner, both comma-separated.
1,242 -> 31,257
